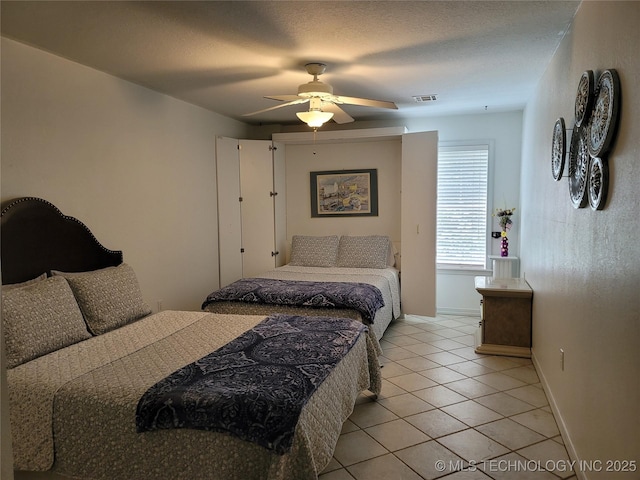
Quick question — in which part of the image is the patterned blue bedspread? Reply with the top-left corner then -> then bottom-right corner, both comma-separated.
201,277 -> 384,323
136,314 -> 367,454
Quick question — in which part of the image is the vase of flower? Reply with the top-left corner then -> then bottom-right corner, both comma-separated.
494,207 -> 516,257
501,231 -> 509,257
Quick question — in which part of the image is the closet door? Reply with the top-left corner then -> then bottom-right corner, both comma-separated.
272,141 -> 287,267
401,131 -> 438,316
239,140 -> 277,278
216,136 -> 243,287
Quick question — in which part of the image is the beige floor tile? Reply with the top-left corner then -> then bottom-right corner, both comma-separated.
476,418 -> 546,450
388,372 -> 439,391
413,385 -> 468,407
329,314 -> 568,479
377,379 -> 408,399
448,360 -> 495,377
473,356 -> 521,371
479,452 -> 560,480
319,468 -> 356,480
405,409 -> 468,438
452,334 -> 477,346
506,385 -> 549,407
414,322 -> 447,332
444,378 -> 498,398
410,331 -> 446,343
333,430 -> 388,466
377,392 -> 435,417
404,342 -> 444,355
475,392 -> 537,416
420,366 -> 468,384
475,372 -> 527,390
384,334 -> 424,347
349,401 -> 399,428
454,325 -> 480,334
517,439 -> 574,478
395,440 -> 465,479
389,324 -> 425,335
320,457 -> 343,474
425,351 -> 468,366
380,361 -> 413,379
346,453 -> 424,480
432,327 -> 469,338
441,400 -> 503,427
437,319 -> 468,328
511,409 -> 560,438
365,419 -> 431,451
429,338 -> 469,350
341,419 -> 360,434
396,356 -> 441,371
449,347 -> 487,361
438,429 -> 510,462
502,365 -> 540,384
439,469 -> 494,479
383,346 -> 420,361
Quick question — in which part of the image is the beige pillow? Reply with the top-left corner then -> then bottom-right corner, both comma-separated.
336,235 -> 390,269
55,263 -> 151,335
2,276 -> 91,368
289,235 -> 340,267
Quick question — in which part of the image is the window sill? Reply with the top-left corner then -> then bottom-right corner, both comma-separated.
437,266 -> 491,276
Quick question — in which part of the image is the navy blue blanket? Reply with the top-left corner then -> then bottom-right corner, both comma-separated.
201,277 -> 384,323
136,314 -> 367,454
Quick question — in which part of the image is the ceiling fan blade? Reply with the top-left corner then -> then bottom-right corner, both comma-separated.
242,98 -> 308,116
334,95 -> 398,110
264,95 -> 302,102
322,102 -> 354,124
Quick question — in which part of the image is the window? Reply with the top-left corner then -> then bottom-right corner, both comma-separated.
436,144 -> 489,269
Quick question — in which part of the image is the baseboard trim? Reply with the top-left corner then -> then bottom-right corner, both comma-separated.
531,349 -> 586,480
436,307 -> 481,317
475,343 -> 531,358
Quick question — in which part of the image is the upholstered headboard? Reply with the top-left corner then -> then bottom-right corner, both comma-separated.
1,197 -> 123,285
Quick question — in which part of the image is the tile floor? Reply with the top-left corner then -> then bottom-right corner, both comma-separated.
320,314 -> 576,480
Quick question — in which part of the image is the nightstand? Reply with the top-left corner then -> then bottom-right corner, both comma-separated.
474,276 -> 533,358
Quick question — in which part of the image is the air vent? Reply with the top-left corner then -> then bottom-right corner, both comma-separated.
413,94 -> 438,103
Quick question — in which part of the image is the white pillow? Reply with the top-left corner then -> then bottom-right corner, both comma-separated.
2,276 -> 91,368
54,263 -> 151,335
289,235 -> 339,267
336,235 -> 390,269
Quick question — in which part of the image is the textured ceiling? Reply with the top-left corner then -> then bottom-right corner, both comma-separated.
1,1 -> 580,126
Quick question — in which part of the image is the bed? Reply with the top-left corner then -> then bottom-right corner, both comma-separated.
203,234 -> 401,347
1,197 -> 381,480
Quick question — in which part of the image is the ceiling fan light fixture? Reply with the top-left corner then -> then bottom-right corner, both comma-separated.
296,110 -> 334,128
298,80 -> 333,98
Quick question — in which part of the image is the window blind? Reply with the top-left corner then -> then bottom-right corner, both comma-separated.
437,144 -> 489,268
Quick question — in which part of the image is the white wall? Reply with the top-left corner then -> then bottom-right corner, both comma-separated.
284,139 -> 402,257
520,2 -> 640,476
1,38 -> 250,311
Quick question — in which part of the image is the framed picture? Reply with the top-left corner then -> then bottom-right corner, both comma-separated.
310,169 -> 379,217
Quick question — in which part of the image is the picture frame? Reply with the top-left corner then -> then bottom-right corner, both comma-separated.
310,169 -> 379,217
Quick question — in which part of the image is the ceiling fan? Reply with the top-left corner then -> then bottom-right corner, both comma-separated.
242,63 -> 398,127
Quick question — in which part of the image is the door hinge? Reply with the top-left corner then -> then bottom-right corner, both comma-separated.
270,191 -> 278,197
271,251 -> 279,257
269,145 -> 277,151
239,196 -> 243,202
240,248 -> 245,253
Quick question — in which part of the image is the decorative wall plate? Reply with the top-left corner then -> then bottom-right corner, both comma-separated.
551,117 -> 566,181
588,156 -> 608,210
568,125 -> 590,208
574,70 -> 594,127
588,69 -> 620,157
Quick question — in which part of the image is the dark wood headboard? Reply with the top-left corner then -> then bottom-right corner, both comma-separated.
1,197 -> 123,285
